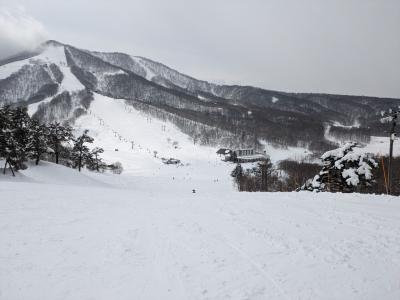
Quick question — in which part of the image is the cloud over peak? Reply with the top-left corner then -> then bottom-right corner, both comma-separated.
0,7 -> 47,59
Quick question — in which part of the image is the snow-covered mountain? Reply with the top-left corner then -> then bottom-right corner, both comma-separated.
0,40 -> 399,156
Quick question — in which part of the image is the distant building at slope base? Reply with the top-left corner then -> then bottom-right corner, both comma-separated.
216,148 -> 269,163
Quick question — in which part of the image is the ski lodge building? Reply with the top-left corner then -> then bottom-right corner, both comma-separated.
216,148 -> 268,163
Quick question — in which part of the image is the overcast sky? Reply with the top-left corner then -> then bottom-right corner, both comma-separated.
0,0 -> 399,98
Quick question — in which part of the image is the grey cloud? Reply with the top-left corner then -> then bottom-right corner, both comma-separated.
0,6 -> 48,58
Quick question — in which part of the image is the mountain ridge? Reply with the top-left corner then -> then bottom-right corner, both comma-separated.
0,40 -> 399,154
3,40 -> 398,100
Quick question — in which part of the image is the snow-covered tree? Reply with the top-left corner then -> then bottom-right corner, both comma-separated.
86,147 -> 105,172
1,106 -> 16,175
1,106 -> 108,175
11,106 -> 31,170
302,142 -> 377,192
1,131 -> 19,176
259,158 -> 273,192
231,163 -> 244,191
27,119 -> 51,165
0,106 -> 31,174
48,122 -> 73,164
71,130 -> 94,172
0,106 -> 12,155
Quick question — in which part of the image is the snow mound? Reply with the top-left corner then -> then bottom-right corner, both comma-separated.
11,161 -> 110,187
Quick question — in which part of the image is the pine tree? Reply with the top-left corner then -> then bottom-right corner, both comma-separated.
259,157 -> 273,191
1,106 -> 107,175
0,105 -> 30,175
0,105 -> 12,168
1,132 -> 18,176
87,147 -> 105,172
11,106 -> 30,170
71,130 -> 94,172
302,142 -> 377,192
231,163 -> 244,191
27,119 -> 50,165
48,122 -> 73,164
0,108 -> 15,175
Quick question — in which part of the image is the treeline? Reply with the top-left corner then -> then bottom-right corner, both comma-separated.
125,98 -> 340,153
123,94 -> 348,154
0,105 -> 121,176
370,156 -> 400,195
327,126 -> 371,144
125,99 -> 258,149
0,63 -> 59,105
231,159 -> 321,192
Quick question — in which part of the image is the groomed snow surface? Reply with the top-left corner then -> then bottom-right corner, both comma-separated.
1,161 -> 400,300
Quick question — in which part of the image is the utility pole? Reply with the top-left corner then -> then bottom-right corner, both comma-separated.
382,109 -> 399,195
388,114 -> 397,194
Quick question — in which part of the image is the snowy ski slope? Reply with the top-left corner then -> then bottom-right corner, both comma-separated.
73,93 -> 232,179
0,162 -> 400,300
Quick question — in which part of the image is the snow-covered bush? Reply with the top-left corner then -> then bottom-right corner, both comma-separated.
301,142 -> 377,193
110,162 -> 123,174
